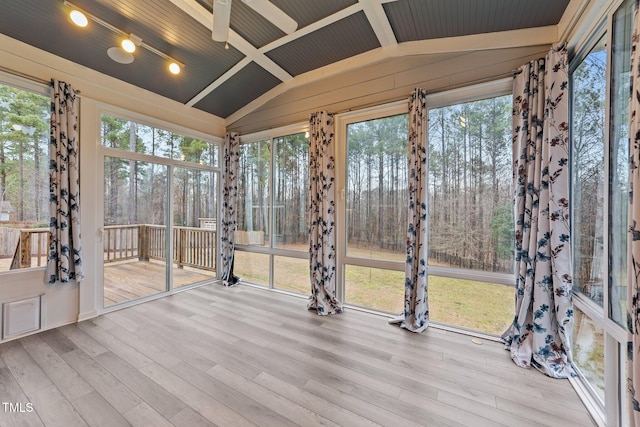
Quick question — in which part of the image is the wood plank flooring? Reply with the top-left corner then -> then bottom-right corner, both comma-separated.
0,284 -> 595,427
103,261 -> 216,306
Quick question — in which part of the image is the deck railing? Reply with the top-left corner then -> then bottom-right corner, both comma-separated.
9,228 -> 49,269
9,224 -> 216,271
104,224 -> 216,271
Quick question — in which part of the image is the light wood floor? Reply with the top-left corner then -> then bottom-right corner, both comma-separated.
0,284 -> 595,427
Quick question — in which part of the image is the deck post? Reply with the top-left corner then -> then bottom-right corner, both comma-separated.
139,225 -> 148,261
19,230 -> 31,268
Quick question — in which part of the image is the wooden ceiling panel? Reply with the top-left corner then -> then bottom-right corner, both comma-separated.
194,61 -> 282,117
265,12 -> 380,76
270,0 -> 358,29
0,0 -> 576,120
384,0 -> 571,42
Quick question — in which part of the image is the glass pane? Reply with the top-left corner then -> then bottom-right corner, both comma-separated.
274,256 -> 309,294
429,276 -> 513,335
572,36 -> 607,306
237,140 -> 270,247
428,95 -> 513,274
172,167 -> 217,289
346,114 -> 409,261
274,133 -> 308,251
609,0 -> 633,325
103,157 -> 168,307
344,266 -> 404,313
234,250 -> 269,286
0,83 -> 50,273
573,307 -> 605,402
101,114 -> 218,166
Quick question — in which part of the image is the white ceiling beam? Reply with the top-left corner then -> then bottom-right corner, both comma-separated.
393,25 -> 558,56
166,0 -> 210,27
360,0 -> 398,48
227,30 -> 292,81
166,0 -> 293,105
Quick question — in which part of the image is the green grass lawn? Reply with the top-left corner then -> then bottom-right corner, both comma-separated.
234,250 -> 514,336
344,266 -> 513,335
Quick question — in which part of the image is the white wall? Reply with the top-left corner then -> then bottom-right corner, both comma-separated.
0,35 -> 225,339
228,45 -> 551,135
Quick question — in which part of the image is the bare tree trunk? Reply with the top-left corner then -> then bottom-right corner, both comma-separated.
377,139 -> 384,249
0,144 -> 5,204
33,135 -> 41,221
17,139 -> 23,221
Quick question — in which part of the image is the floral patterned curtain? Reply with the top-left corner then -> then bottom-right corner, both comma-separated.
501,44 -> 574,378
221,132 -> 240,286
308,111 -> 342,315
389,88 -> 429,333
45,80 -> 83,284
627,2 -> 640,423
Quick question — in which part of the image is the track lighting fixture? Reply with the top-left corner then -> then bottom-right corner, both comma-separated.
64,1 -> 183,76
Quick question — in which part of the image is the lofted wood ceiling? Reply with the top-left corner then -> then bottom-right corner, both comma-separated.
0,0 -> 574,125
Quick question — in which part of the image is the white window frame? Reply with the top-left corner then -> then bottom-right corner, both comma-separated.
334,78 -> 515,307
568,0 -> 631,424
236,122 -> 310,290
0,71 -> 51,278
96,104 -> 222,313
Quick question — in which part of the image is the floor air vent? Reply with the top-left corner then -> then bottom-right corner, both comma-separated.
2,295 -> 43,340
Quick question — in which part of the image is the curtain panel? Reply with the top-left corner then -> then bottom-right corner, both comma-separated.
46,79 -> 83,284
502,44 -> 574,378
390,88 -> 430,333
627,1 -> 640,423
308,111 -> 342,315
221,132 -> 240,286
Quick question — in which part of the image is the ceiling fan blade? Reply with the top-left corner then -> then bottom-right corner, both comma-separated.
241,0 -> 297,34
212,0 -> 232,42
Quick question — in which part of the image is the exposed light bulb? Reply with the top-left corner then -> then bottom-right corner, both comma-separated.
121,38 -> 136,53
169,62 -> 181,75
69,10 -> 88,27
224,41 -> 229,50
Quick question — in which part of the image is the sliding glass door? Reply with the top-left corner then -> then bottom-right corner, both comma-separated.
100,113 -> 219,308
172,167 -> 218,289
103,157 -> 169,305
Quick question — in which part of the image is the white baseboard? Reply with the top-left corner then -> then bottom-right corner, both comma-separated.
77,310 -> 98,322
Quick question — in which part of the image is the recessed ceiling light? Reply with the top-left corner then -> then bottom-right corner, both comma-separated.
168,62 -> 181,75
69,10 -> 88,27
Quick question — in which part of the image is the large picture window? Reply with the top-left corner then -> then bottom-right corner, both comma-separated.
428,95 -> 513,274
0,80 -> 50,273
346,114 -> 409,262
427,94 -> 514,335
342,111 -> 409,313
274,133 -> 308,251
237,139 -> 270,247
235,130 -> 310,292
338,92 -> 514,336
572,36 -> 607,307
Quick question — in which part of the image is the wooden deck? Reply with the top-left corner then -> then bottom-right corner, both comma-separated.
0,284 -> 595,426
104,261 -> 216,307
